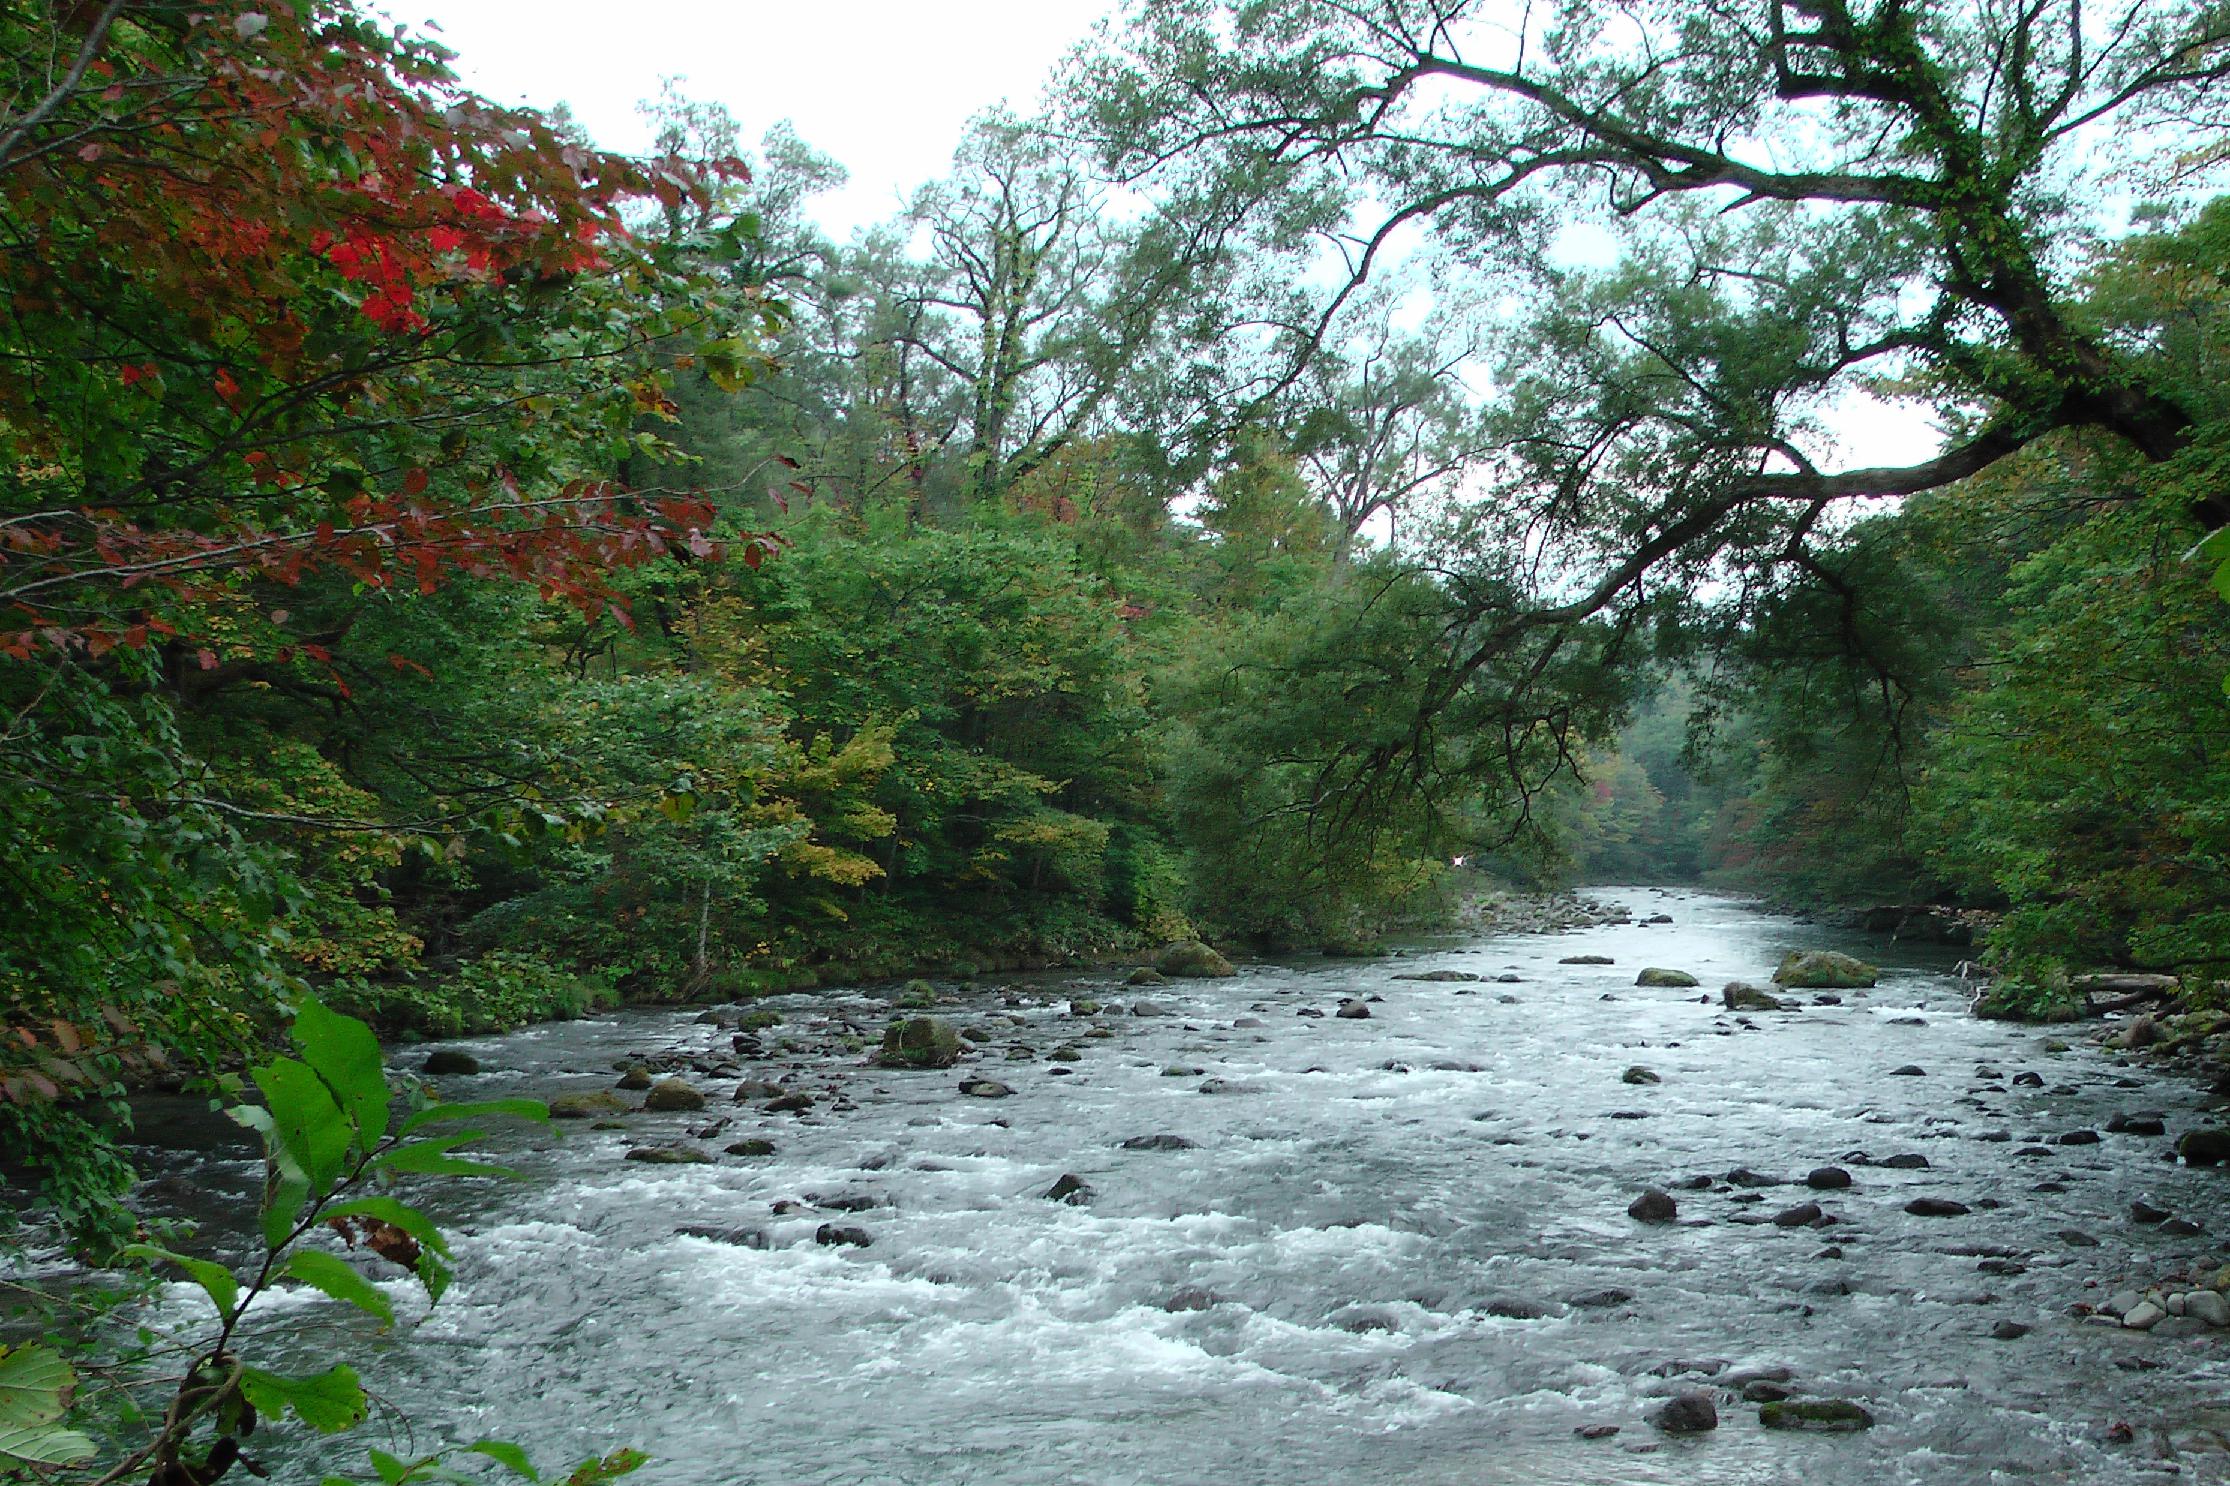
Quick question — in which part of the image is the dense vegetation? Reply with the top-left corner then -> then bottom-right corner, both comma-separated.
11,0 -> 2230,1474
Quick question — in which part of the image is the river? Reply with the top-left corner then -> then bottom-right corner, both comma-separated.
127,889 -> 2230,1483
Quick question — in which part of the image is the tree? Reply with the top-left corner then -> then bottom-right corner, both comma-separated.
0,0 -> 767,1241
1074,0 -> 2230,748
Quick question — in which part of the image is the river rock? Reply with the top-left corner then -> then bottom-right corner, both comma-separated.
878,1017 -> 962,1069
1394,970 -> 1483,982
958,1078 -> 1013,1098
675,1224 -> 766,1247
2180,1129 -> 2230,1165
422,1049 -> 480,1076
1880,1153 -> 1931,1169
1760,1400 -> 1874,1432
1991,1320 -> 2031,1340
1623,1066 -> 1661,1085
1122,1133 -> 1196,1151
1743,1380 -> 1794,1402
1723,982 -> 1786,1011
1159,941 -> 1236,978
1773,1201 -> 1824,1227
1126,967 -> 1170,987
1649,1392 -> 1718,1433
624,1145 -> 709,1164
641,1077 -> 704,1112
1483,1295 -> 1557,1320
1574,1424 -> 1620,1440
1560,954 -> 1616,965
2056,1129 -> 2101,1146
1045,1173 -> 1093,1205
616,1063 -> 655,1091
1336,1000 -> 1372,1019
1629,1189 -> 1679,1223
814,1224 -> 871,1248
2124,1301 -> 2167,1330
2131,1200 -> 2169,1223
2190,1291 -> 2230,1327
1906,1197 -> 1970,1216
1636,968 -> 1699,987
725,1138 -> 777,1156
550,1090 -> 626,1119
765,1092 -> 815,1113
2164,1217 -> 2205,1235
1772,951 -> 1879,989
1130,1000 -> 1174,1016
1806,1167 -> 1853,1190
732,1080 -> 784,1102
1888,1065 -> 1926,1077
1568,1287 -> 1634,1308
2107,1113 -> 2167,1136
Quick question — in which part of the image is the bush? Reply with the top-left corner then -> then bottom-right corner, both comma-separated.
334,952 -> 616,1037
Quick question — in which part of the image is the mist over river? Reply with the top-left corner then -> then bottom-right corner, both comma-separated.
130,890 -> 2230,1483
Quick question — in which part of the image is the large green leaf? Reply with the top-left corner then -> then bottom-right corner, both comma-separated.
281,1250 -> 395,1326
239,1364 -> 368,1434
291,998 -> 391,1149
119,1243 -> 239,1320
253,1055 -> 351,1194
0,1345 -> 96,1470
397,1098 -> 550,1137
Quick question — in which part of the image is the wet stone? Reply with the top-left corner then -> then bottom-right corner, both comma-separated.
1806,1167 -> 1853,1190
1649,1392 -> 1719,1434
1628,1189 -> 1679,1223
1906,1197 -> 1971,1217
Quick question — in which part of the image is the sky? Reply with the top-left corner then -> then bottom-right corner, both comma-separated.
420,0 -> 1118,238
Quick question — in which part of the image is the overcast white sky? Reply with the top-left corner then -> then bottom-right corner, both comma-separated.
421,0 -> 1116,238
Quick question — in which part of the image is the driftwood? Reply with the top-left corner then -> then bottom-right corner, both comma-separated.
2076,973 -> 2182,1015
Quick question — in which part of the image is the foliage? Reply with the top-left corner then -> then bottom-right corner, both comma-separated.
16,999 -> 635,1486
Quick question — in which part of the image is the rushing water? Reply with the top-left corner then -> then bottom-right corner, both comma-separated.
125,890 -> 2230,1484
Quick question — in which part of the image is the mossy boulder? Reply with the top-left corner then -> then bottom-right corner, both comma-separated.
421,1049 -> 480,1076
615,1063 -> 654,1091
1759,1400 -> 1874,1432
1772,951 -> 1878,989
643,1077 -> 706,1112
1159,941 -> 1236,978
1723,982 -> 1788,1011
1635,968 -> 1699,988
549,1090 -> 626,1119
877,1017 -> 962,1069
1125,968 -> 1170,987
894,979 -> 939,1009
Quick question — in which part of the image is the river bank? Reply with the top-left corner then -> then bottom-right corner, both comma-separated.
120,888 -> 2230,1484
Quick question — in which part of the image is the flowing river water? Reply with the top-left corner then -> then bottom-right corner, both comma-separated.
123,889 -> 2230,1483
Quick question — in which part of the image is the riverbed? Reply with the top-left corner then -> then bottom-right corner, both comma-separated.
132,889 -> 2230,1483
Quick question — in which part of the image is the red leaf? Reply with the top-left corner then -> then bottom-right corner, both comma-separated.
196,648 -> 218,670
403,467 -> 429,496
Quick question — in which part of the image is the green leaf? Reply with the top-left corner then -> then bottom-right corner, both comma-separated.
119,1243 -> 239,1319
0,1345 -> 97,1470
264,1172 -> 312,1250
238,1364 -> 368,1434
291,998 -> 391,1148
397,1098 -> 550,1137
253,1055 -> 351,1194
465,1440 -> 541,1480
281,1249 -> 395,1326
0,1423 -> 97,1469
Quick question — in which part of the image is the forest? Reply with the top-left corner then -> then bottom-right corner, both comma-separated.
10,1 -> 2230,1482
